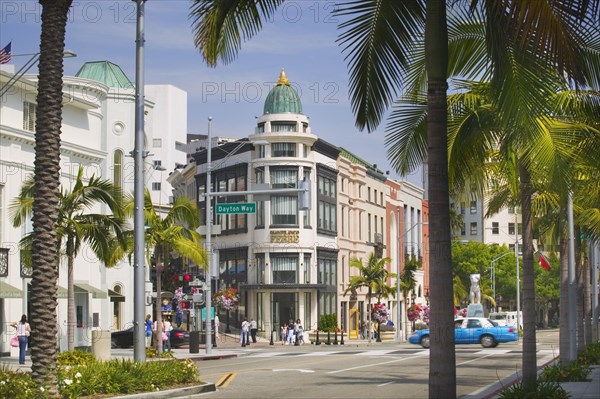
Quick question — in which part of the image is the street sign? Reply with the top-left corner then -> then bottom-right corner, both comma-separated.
201,307 -> 216,320
216,202 -> 256,214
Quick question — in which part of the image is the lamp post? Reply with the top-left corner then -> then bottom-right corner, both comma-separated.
0,50 -> 76,97
490,252 -> 512,312
397,219 -> 427,342
153,165 -> 166,355
205,116 -> 214,355
133,0 -> 147,362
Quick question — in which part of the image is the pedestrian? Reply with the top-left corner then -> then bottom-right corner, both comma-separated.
163,316 -> 173,352
240,317 -> 250,347
359,321 -> 366,339
144,314 -> 153,348
286,319 -> 295,345
215,314 -> 220,340
11,314 -> 31,365
250,318 -> 258,343
295,319 -> 304,344
281,323 -> 287,344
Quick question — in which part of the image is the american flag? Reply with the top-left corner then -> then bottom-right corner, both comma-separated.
0,42 -> 11,64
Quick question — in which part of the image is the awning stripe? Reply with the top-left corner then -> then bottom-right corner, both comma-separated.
0,281 -> 23,298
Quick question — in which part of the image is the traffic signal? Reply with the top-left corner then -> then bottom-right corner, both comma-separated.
183,274 -> 192,294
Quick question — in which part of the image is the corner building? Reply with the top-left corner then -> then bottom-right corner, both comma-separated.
194,70 -> 339,336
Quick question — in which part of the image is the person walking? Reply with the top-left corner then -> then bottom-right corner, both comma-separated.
240,317 -> 250,347
11,314 -> 31,365
145,314 -> 153,348
163,317 -> 173,352
250,318 -> 258,343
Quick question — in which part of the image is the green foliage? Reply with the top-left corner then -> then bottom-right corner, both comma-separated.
539,362 -> 590,383
0,365 -> 48,399
146,347 -> 175,358
0,357 -> 200,399
497,380 -> 569,399
57,350 -> 97,366
578,342 -> 600,365
318,314 -> 337,332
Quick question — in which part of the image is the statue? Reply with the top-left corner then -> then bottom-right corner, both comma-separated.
469,274 -> 481,304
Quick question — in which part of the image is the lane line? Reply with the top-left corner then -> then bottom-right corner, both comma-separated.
328,354 -> 426,374
215,372 -> 237,388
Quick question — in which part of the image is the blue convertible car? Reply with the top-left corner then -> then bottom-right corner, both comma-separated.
408,317 -> 519,348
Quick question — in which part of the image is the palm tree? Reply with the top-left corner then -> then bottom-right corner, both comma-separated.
189,1 -> 597,395
10,167 -> 127,352
400,259 -> 418,339
28,0 -> 73,393
344,253 -> 392,343
124,191 -> 207,354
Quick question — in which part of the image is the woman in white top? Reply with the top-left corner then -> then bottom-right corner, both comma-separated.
11,314 -> 31,365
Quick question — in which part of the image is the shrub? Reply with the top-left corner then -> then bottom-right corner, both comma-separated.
318,314 -> 337,332
0,365 -> 47,399
540,362 -> 591,382
578,342 -> 600,365
58,350 -> 96,366
497,380 -> 569,399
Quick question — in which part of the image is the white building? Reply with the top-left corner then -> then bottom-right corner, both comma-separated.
0,60 -> 186,355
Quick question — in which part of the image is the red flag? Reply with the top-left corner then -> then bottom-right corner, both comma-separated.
539,255 -> 551,271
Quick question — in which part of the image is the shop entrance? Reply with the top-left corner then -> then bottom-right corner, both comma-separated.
272,293 -> 297,331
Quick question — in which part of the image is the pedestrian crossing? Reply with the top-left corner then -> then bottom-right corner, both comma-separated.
249,348 -> 525,358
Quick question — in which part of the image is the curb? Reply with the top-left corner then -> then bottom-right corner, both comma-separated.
107,383 -> 216,399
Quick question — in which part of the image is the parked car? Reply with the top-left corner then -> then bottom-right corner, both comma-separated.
408,317 -> 519,349
111,327 -> 190,349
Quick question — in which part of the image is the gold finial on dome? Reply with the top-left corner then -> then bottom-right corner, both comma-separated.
276,68 -> 290,86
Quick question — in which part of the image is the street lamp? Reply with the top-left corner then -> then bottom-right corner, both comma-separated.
490,251 -> 512,311
397,218 -> 427,342
0,50 -> 77,97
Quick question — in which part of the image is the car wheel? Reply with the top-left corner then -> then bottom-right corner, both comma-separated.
480,335 -> 495,348
420,335 -> 430,349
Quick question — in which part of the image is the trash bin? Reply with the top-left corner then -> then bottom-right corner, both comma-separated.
189,331 -> 200,353
91,330 -> 111,361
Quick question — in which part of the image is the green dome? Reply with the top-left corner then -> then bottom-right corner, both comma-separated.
75,61 -> 133,89
263,69 -> 302,114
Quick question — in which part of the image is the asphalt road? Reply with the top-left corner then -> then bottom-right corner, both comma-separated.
191,329 -> 560,399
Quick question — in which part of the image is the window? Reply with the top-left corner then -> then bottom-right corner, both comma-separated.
317,166 -> 337,234
271,122 -> 296,132
257,144 -> 266,158
256,253 -> 265,284
318,292 -> 336,319
152,182 -> 161,191
153,138 -> 162,148
23,102 -> 36,131
380,192 -> 383,206
460,223 -> 466,236
218,247 -> 248,284
492,222 -> 499,234
368,188 -> 371,202
368,213 -> 372,242
508,205 -> 515,214
272,143 -> 296,157
271,167 -> 298,226
153,160 -> 162,168
113,150 -> 123,188
303,167 -> 311,227
303,254 -> 311,284
302,122 -> 308,133
257,123 -> 265,133
317,250 -> 337,286
374,190 -> 378,204
302,144 -> 310,157
470,222 -> 477,235
508,223 -> 515,235
271,254 -> 298,284
470,201 -> 477,214
460,202 -> 466,215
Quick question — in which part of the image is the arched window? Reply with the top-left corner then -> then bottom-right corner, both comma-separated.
113,150 -> 123,188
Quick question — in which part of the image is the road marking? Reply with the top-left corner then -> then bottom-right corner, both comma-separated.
215,372 -> 237,388
457,353 -> 495,366
273,368 -> 315,373
328,354 -> 426,374
476,349 -> 511,355
377,381 -> 394,387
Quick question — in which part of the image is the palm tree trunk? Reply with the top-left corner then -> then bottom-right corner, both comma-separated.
559,219 -> 570,366
67,240 -> 75,352
425,2 -> 455,398
367,288 -> 372,344
30,0 -> 72,395
518,162 -> 537,390
575,232 -> 584,352
584,247 -> 592,346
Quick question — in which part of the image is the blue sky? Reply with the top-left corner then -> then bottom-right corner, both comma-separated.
1,0 -> 423,186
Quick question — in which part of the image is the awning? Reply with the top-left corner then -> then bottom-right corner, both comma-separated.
74,282 -> 108,299
108,289 -> 125,303
0,281 -> 23,298
57,285 -> 68,299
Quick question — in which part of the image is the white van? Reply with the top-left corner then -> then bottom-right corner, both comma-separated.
489,311 -> 522,329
